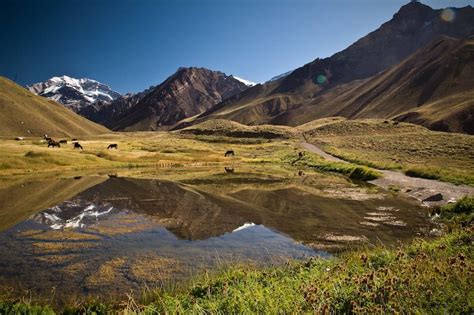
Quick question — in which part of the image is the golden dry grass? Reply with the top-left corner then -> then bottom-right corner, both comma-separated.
303,119 -> 474,185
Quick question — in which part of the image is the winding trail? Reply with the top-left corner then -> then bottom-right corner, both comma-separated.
300,142 -> 474,206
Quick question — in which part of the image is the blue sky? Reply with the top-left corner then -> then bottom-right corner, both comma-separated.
1,0 -> 472,93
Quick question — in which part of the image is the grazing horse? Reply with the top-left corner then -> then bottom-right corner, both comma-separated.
73,142 -> 83,150
59,140 -> 68,144
224,150 -> 235,157
224,166 -> 234,173
107,144 -> 118,149
48,140 -> 61,148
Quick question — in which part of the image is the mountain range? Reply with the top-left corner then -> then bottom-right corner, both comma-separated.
179,2 -> 474,133
16,2 -> 474,135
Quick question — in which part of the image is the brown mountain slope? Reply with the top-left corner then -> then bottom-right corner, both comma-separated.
78,85 -> 155,128
111,67 -> 249,131
176,2 -> 474,132
0,77 -> 110,137
270,37 -> 474,134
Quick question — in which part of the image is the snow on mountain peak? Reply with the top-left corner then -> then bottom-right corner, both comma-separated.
28,75 -> 121,111
231,75 -> 257,87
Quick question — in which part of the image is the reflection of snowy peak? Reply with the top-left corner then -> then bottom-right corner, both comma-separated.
32,200 -> 116,229
27,75 -> 121,111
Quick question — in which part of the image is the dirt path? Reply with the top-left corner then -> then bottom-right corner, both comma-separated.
300,142 -> 474,206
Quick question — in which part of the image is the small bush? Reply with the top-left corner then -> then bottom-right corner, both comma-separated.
436,196 -> 474,225
24,151 -> 51,158
405,167 -> 441,180
282,152 -> 380,181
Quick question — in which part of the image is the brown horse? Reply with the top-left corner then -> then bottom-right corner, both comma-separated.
107,144 -> 118,149
48,140 -> 60,148
224,150 -> 235,157
73,142 -> 83,150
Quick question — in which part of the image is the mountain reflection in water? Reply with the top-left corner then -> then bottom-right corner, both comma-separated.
0,172 -> 431,300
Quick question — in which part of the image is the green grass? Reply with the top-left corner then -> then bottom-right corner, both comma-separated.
282,151 -> 380,181
431,195 -> 474,225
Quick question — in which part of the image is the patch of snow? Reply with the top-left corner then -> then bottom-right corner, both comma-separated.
231,75 -> 257,87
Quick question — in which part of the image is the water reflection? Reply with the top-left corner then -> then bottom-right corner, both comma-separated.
0,170 -> 431,300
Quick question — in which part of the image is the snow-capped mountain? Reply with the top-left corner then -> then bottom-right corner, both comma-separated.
28,75 -> 121,111
231,75 -> 257,87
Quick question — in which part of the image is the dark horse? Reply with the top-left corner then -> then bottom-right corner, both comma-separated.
59,140 -> 68,144
224,167 -> 234,173
107,144 -> 118,149
73,142 -> 83,150
224,150 -> 235,157
47,140 -> 60,148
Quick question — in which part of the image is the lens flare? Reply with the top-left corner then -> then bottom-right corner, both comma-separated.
316,74 -> 327,84
441,8 -> 455,22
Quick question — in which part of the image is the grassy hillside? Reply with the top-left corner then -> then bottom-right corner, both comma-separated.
177,119 -> 297,139
303,119 -> 474,185
0,77 -> 109,137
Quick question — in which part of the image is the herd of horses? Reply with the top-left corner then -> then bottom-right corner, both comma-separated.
42,135 -> 237,158
43,135 -> 117,150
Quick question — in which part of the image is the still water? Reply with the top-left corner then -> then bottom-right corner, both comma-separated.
0,167 -> 431,300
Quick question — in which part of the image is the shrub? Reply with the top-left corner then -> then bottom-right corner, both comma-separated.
24,151 -> 51,158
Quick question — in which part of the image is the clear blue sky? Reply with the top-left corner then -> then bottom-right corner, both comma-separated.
1,0 -> 472,93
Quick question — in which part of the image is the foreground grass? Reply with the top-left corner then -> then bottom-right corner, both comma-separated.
303,119 -> 474,186
2,199 -> 472,314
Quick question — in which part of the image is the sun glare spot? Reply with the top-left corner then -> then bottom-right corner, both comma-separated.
316,74 -> 327,84
440,8 -> 455,22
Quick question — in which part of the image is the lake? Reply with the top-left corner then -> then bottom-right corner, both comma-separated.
0,166 -> 432,302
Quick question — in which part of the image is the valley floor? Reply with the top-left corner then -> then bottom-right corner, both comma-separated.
0,118 -> 472,313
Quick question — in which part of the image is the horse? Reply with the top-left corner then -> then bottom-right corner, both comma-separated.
224,167 -> 234,173
107,144 -> 118,149
47,140 -> 61,148
73,142 -> 83,150
299,152 -> 304,158
59,140 -> 68,144
224,150 -> 235,157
